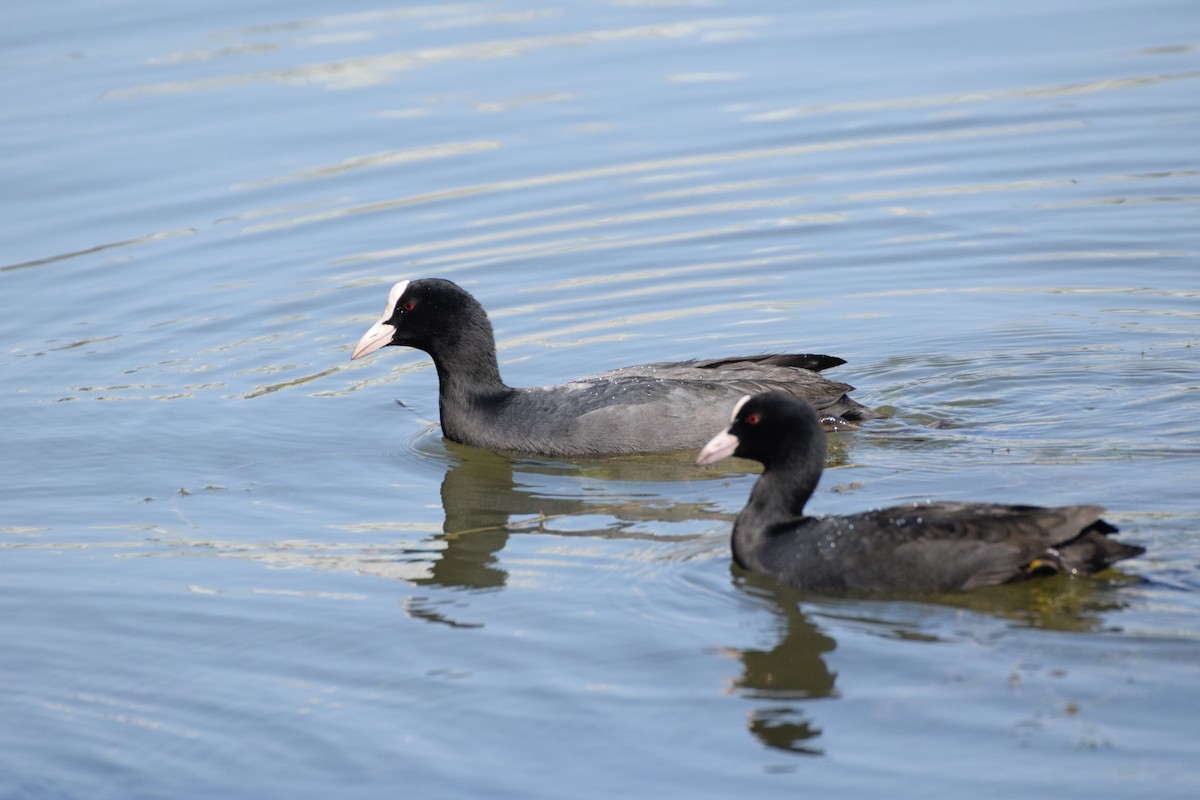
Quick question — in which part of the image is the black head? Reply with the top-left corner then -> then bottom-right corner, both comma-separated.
695,391 -> 826,470
351,278 -> 489,360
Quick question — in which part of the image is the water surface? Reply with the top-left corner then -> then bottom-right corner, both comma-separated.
2,1 -> 1199,797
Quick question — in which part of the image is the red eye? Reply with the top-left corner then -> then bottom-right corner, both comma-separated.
745,413 -> 760,425
403,301 -> 415,312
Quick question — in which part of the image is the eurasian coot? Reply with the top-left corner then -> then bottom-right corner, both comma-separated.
696,391 -> 1143,592
351,279 -> 879,456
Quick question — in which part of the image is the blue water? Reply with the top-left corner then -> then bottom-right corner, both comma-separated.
3,1 -> 1199,797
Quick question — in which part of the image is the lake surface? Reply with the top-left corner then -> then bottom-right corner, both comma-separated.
3,1 -> 1199,797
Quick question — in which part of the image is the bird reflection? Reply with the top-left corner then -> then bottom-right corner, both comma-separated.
722,563 -> 1142,756
723,576 -> 838,755
413,445 -> 520,591
402,441 -> 739,625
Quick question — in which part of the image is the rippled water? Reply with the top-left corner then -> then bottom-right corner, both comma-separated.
3,1 -> 1199,797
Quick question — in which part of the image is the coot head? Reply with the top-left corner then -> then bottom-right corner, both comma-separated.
696,390 -> 826,470
351,278 -> 484,360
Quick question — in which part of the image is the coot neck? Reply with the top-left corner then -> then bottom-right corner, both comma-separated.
748,454 -> 821,522
732,453 -> 821,571
425,310 -> 515,424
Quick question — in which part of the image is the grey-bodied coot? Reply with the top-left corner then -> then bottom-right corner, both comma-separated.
696,391 -> 1144,593
351,279 -> 879,456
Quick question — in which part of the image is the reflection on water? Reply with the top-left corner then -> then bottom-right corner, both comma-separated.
724,563 -> 1145,756
251,121 -> 1082,242
725,578 -> 838,755
748,70 -> 1200,120
234,141 -> 502,190
106,15 -> 770,97
414,442 -> 739,599
0,227 -> 195,272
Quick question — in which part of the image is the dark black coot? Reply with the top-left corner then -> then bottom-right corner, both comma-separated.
696,391 -> 1144,593
351,279 -> 880,456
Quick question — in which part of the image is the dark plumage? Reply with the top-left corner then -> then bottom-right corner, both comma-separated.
696,391 -> 1143,593
351,279 -> 878,456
